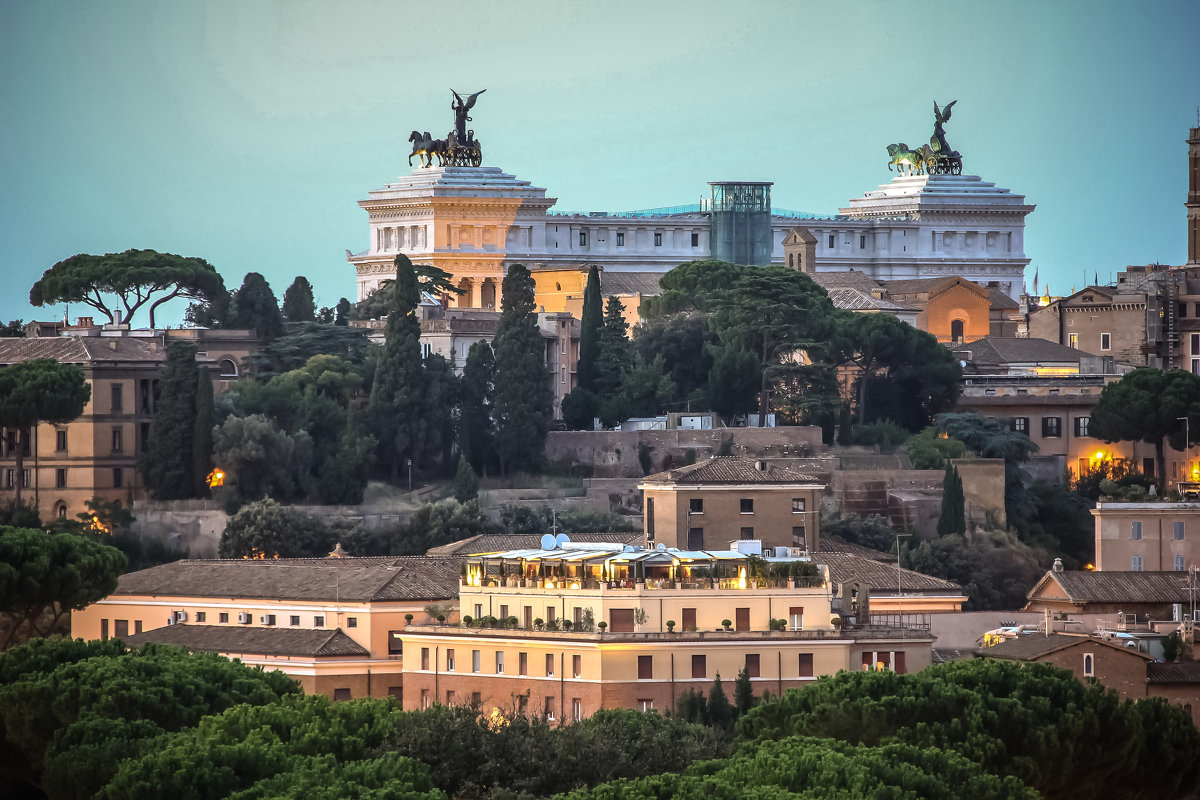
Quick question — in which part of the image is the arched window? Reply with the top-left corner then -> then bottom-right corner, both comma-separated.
1083,653 -> 1094,677
55,502 -> 67,520
950,319 -> 965,343
788,253 -> 794,268
218,359 -> 237,378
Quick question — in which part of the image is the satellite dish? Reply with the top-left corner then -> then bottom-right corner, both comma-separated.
540,533 -> 556,550
960,360 -> 967,368
656,543 -> 666,551
555,533 -> 570,548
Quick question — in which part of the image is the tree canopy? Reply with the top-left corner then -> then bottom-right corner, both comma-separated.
281,276 -> 317,323
0,527 -> 125,649
230,272 -> 285,340
30,249 -> 226,328
0,359 -> 91,504
491,265 -> 552,475
1090,367 -> 1200,484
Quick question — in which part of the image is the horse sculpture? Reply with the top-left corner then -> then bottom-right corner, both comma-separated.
886,143 -> 928,176
408,130 -> 449,168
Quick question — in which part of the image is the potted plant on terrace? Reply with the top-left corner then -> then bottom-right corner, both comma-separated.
722,619 -> 732,631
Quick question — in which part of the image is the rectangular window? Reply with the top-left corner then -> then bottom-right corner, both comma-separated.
114,619 -> 129,638
740,498 -> 754,514
894,652 -> 907,674
1074,417 -> 1091,437
334,688 -> 352,702
610,609 -> 635,632
111,384 -> 124,412
735,607 -> 750,631
745,653 -> 760,678
544,695 -> 555,720
827,234 -> 835,248
545,653 -> 554,676
55,468 -> 66,489
579,231 -> 587,246
471,691 -> 481,708
1132,555 -> 1143,571
1176,555 -> 1186,571
546,606 -> 556,624
113,468 -> 123,489
682,608 -> 697,631
1193,333 -> 1200,355
196,612 -> 206,623
646,497 -> 655,539
691,232 -> 699,247
560,366 -> 566,383
219,612 -> 229,623
798,653 -> 814,677
654,232 -> 662,247
262,614 -> 276,626
689,498 -> 704,513
572,698 -> 582,722
1010,417 -> 1029,434
616,231 -> 625,247
135,620 -> 142,633
792,526 -> 806,548
347,617 -> 357,628
420,689 -> 430,709
519,652 -> 528,675
859,235 -> 866,249
447,649 -> 455,670
789,606 -> 804,630
637,655 -> 653,679
638,699 -> 654,711
573,654 -> 581,678
499,604 -> 509,621
1068,333 -> 1079,349
740,527 -> 754,540
1100,333 -> 1111,351
1175,521 -> 1185,540
495,651 -> 504,674
792,498 -> 806,513
473,650 -> 481,672
100,619 -> 108,640
421,647 -> 430,670
691,655 -> 707,679
517,695 -> 528,714
1132,521 -> 1143,540
314,615 -> 325,627
290,615 -> 300,626
55,429 -> 67,452
524,606 -> 533,629
446,690 -> 456,705
1042,417 -> 1062,438
388,632 -> 402,655
112,427 -> 123,452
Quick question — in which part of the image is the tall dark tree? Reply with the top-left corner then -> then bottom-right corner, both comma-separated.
458,340 -> 496,474
1090,367 -> 1200,485
144,341 -> 199,500
938,464 -> 966,535
280,276 -> 317,323
595,297 -> 634,427
230,272 -> 285,340
192,367 -> 214,497
30,249 -> 226,328
368,255 -> 427,482
0,320 -> 25,337
0,360 -> 90,505
492,264 -> 553,476
334,297 -> 352,326
576,266 -> 603,391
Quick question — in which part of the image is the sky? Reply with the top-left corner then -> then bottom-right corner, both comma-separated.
2,0 -> 1198,326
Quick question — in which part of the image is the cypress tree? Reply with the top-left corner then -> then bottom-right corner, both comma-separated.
281,276 -> 317,323
938,463 -> 966,535
734,666 -> 756,716
596,297 -> 633,427
231,272 -> 285,340
575,266 -> 603,391
492,264 -> 553,476
334,298 -> 352,326
706,673 -> 734,731
192,367 -> 214,496
458,340 -> 496,474
368,254 -> 427,483
452,454 -> 479,503
145,341 -> 199,499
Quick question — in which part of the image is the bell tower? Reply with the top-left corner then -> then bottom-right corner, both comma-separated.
1188,120 -> 1200,265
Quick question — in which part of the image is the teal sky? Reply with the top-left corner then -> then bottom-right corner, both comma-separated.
2,0 -> 1198,326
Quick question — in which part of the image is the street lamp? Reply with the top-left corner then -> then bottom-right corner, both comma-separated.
1180,417 -> 1193,484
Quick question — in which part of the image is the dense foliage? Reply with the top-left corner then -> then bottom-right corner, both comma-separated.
1090,366 -> 1200,485
143,340 -> 205,499
492,265 -> 553,475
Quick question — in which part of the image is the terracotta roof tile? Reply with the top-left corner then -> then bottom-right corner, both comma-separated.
1146,661 -> 1200,684
819,550 -> 962,594
113,556 -> 462,602
125,624 -> 369,657
0,336 -> 166,365
426,532 -> 642,557
642,457 -> 820,485
952,336 -> 1098,365
976,632 -> 1151,662
1044,571 -> 1198,604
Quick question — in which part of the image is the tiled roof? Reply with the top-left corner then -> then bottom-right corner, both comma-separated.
818,535 -> 895,561
987,287 -> 1020,310
976,633 -> 1150,662
952,336 -> 1098,365
427,532 -> 642,557
642,457 -> 820,485
878,277 -> 965,296
1146,661 -> 1200,684
113,556 -> 462,602
601,272 -> 663,297
0,335 -> 167,366
820,550 -> 962,594
125,624 -> 369,657
1047,570 -> 1198,604
810,270 -> 883,292
825,288 -> 917,313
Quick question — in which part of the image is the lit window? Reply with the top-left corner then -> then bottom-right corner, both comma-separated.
1074,417 -> 1091,437
1068,333 -> 1079,349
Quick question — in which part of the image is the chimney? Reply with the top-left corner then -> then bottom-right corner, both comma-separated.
1052,557 -> 1064,573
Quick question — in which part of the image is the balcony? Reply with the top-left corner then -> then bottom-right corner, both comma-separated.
459,575 -> 824,593
403,624 -> 926,642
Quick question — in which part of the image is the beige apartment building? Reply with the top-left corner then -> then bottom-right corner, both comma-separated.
638,458 -> 824,554
1092,502 -> 1200,573
399,541 -> 934,719
72,554 -> 461,701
